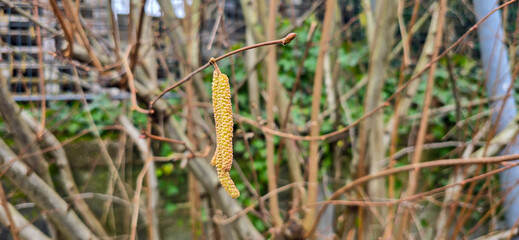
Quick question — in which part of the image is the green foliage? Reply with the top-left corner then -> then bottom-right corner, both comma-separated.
157,167 -> 188,216
42,94 -> 122,138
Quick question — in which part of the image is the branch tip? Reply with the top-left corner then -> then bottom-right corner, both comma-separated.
282,33 -> 297,45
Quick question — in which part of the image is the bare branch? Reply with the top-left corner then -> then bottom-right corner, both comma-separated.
0,139 -> 97,240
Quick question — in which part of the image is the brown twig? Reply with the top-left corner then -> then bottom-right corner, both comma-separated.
0,184 -> 20,240
265,0 -> 283,228
33,1 -> 46,137
121,46 -> 150,114
140,126 -> 197,158
140,131 -> 186,145
206,0 -> 225,50
49,0 -> 74,56
303,0 -> 336,230
281,22 -> 317,131
228,55 -> 268,217
62,0 -> 103,70
130,117 -> 153,240
0,0 -> 57,34
152,146 -> 210,162
305,153 -> 519,238
48,51 -> 92,71
445,54 -> 462,140
400,0 -> 446,234
216,155 -> 519,228
466,178 -> 519,236
397,0 -> 411,66
148,32 -> 297,111
210,58 -> 222,75
235,102 -> 389,141
213,182 -> 305,225
129,0 -> 147,74
383,1 -> 422,236
108,0 -> 121,62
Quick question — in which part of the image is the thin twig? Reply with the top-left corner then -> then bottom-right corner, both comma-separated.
33,1 -> 46,137
206,0 -> 225,50
130,118 -> 153,240
49,0 -> 74,55
0,184 -> 20,240
62,0 -> 103,70
72,67 -> 130,202
140,129 -> 196,157
383,0 -> 422,235
152,146 -> 209,162
216,156 -> 519,227
213,182 -> 305,225
235,102 -> 389,141
140,131 -> 186,145
148,32 -> 297,111
303,0 -> 335,230
310,163 -> 515,210
446,54 -> 463,140
121,46 -> 150,114
0,0 -> 57,34
130,0 -> 147,73
108,0 -> 121,62
400,0 -> 446,233
305,153 -> 519,238
281,22 -> 317,130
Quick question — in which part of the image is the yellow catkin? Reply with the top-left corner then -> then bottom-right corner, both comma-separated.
211,71 -> 234,172
217,169 -> 240,198
211,70 -> 239,198
211,71 -> 221,167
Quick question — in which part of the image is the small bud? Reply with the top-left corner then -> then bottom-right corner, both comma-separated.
282,33 -> 297,45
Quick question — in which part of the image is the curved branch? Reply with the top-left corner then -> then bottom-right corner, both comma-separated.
148,33 -> 297,110
305,153 -> 519,238
21,112 -> 108,237
0,202 -> 51,240
0,76 -> 52,183
0,139 -> 97,240
49,0 -> 74,56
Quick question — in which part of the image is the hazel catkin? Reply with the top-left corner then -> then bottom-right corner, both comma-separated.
217,168 -> 240,198
211,71 -> 234,172
211,70 -> 239,198
211,71 -> 221,167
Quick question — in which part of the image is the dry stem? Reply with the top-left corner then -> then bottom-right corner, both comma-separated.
148,33 -> 297,111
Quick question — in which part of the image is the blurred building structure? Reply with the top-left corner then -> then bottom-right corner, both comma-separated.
1,0 -> 313,99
